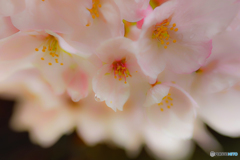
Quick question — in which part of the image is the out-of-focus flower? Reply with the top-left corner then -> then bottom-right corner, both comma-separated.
191,30 -> 240,137
144,123 -> 194,160
136,0 -> 239,83
93,37 -> 147,111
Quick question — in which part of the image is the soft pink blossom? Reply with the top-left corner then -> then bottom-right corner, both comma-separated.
136,0 -> 239,83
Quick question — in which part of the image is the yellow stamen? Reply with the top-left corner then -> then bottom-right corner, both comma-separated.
167,97 -> 173,100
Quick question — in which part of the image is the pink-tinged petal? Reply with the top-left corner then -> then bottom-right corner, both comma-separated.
125,25 -> 142,41
145,83 -> 197,139
173,0 -> 240,39
96,37 -> 135,63
196,85 -> 240,137
61,38 -> 94,58
92,64 -> 130,111
0,31 -> 44,61
165,40 -> 212,73
100,0 -> 124,37
228,10 -> 240,31
68,19 -> 112,54
142,1 -> 177,31
136,40 -> 166,83
137,5 -> 153,29
137,19 -> 144,29
49,0 -> 92,27
63,68 -> 89,102
0,58 -> 33,82
11,0 -> 71,33
33,49 -> 74,94
46,30 -> 78,55
144,124 -> 194,160
144,84 -> 169,107
114,0 -> 150,22
0,0 -> 25,16
136,1 -> 178,82
0,17 -> 19,39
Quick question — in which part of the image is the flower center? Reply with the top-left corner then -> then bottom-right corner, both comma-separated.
152,19 -> 178,49
112,58 -> 132,84
35,35 -> 64,66
88,0 -> 102,19
158,93 -> 173,111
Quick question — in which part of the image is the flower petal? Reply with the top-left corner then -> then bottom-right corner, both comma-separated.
0,17 -> 19,39
165,40 -> 212,73
92,64 -> 130,111
114,0 -> 150,22
0,0 -> 25,16
197,85 -> 240,137
11,0 -> 71,33
64,68 -> 89,102
0,31 -> 44,61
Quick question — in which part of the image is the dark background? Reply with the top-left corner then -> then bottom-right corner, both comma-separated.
0,98 -> 240,160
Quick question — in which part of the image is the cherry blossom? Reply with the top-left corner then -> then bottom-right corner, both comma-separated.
93,37 -> 147,111
136,0 -> 239,83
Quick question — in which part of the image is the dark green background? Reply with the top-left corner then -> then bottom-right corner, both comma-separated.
0,98 -> 239,160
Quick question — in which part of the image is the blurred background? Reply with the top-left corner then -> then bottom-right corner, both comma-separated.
0,98 -> 240,160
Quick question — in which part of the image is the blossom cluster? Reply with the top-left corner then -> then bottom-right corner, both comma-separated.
0,0 -> 240,159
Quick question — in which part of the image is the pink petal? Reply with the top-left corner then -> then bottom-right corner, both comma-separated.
197,86 -> 240,137
0,17 -> 19,39
49,0 -> 92,27
96,37 -> 135,63
172,0 -> 240,39
92,64 -> 130,111
11,0 -> 71,33
0,31 -> 44,61
165,40 -> 212,74
0,0 -> 25,16
64,68 -> 89,102
114,0 -> 150,22
100,0 -> 124,37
